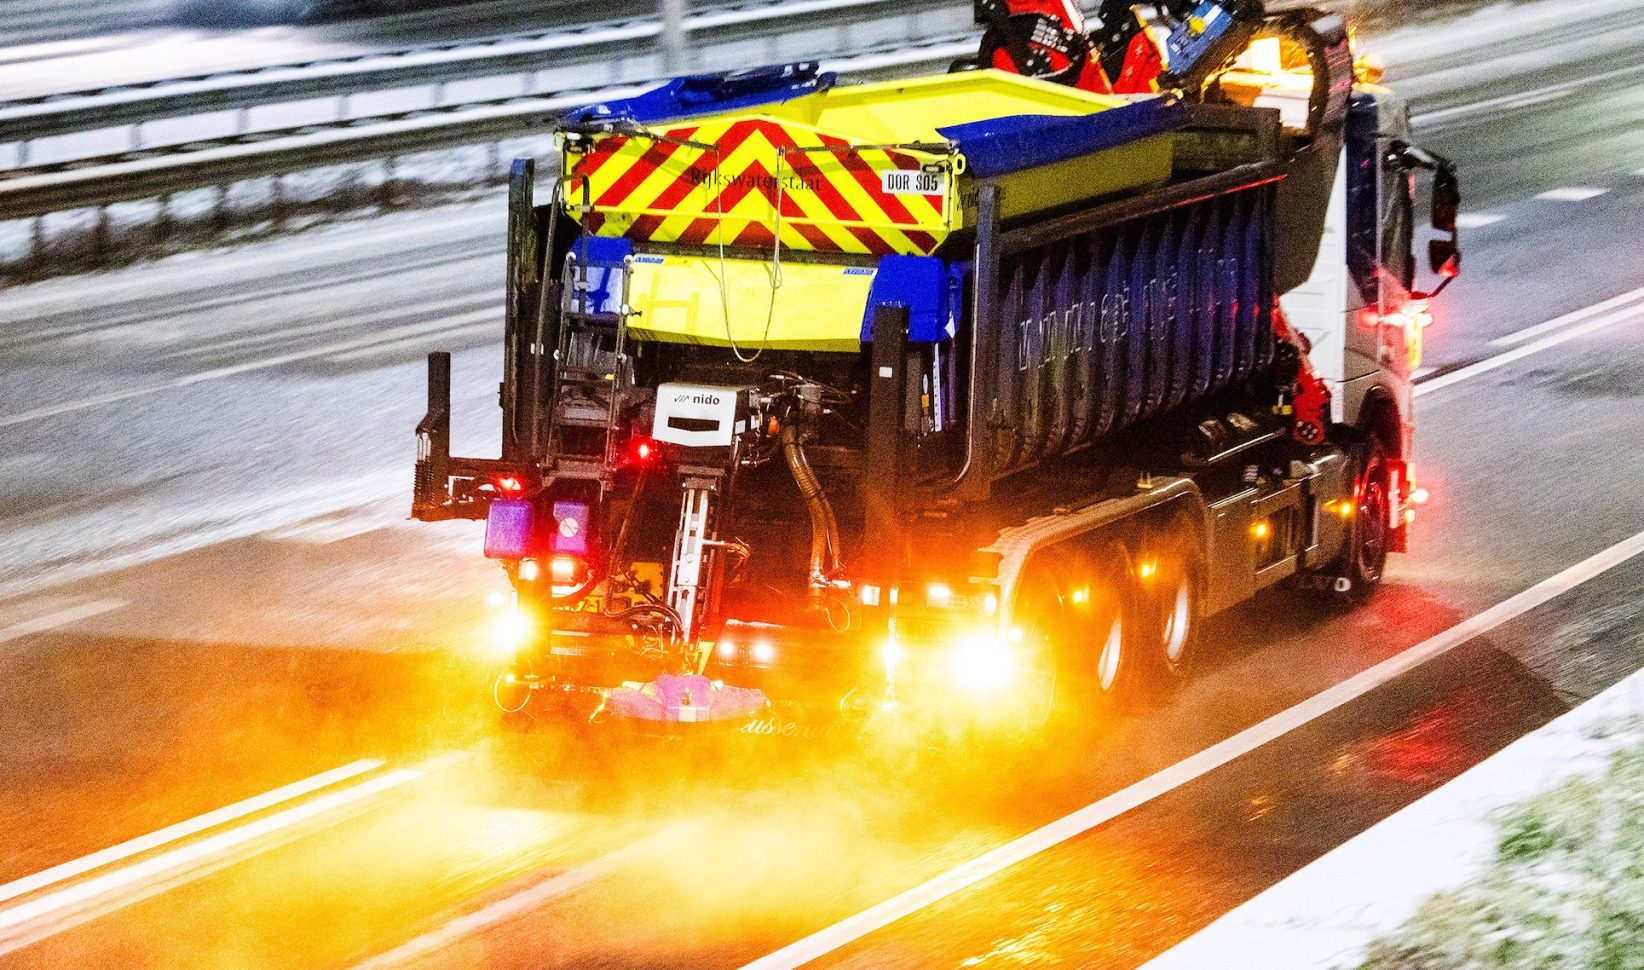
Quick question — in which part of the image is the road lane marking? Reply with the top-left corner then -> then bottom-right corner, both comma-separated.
1489,283 -> 1644,347
741,527 -> 1644,970
0,759 -> 383,907
350,825 -> 689,970
263,510 -> 399,545
322,320 -> 496,365
0,600 -> 125,646
156,292 -> 493,360
1416,303 -> 1644,397
1453,212 -> 1504,229
1412,60 -> 1644,128
0,309 -> 495,429
1535,186 -> 1609,202
0,766 -> 425,954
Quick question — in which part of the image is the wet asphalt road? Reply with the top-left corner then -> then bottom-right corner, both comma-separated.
3,8 -> 1644,968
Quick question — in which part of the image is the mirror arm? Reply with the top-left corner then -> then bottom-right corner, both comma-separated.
1413,276 -> 1454,302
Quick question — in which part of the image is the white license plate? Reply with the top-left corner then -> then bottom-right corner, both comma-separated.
880,169 -> 947,196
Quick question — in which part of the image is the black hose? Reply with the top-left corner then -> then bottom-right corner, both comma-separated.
781,420 -> 839,586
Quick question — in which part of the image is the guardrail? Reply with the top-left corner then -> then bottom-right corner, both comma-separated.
0,0 -> 968,162
0,35 -> 971,222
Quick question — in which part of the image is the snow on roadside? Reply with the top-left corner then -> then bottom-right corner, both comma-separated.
1142,669 -> 1644,970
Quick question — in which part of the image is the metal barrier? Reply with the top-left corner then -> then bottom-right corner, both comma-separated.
0,0 -> 968,160
0,37 -> 972,277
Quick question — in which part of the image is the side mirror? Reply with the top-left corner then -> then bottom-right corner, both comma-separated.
1429,239 -> 1459,278
1432,165 -> 1459,234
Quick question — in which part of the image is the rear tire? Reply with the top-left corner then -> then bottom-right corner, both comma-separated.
1140,516 -> 1204,684
1067,542 -> 1141,716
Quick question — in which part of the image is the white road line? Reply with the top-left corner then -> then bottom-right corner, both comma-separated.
157,293 -> 493,361
0,759 -> 383,907
0,309 -> 494,430
1412,60 -> 1644,128
264,511 -> 399,545
1453,212 -> 1505,229
1535,186 -> 1610,202
1416,303 -> 1644,397
322,321 -> 495,365
1489,283 -> 1644,347
351,826 -> 687,970
741,526 -> 1644,970
0,600 -> 125,646
0,766 -> 424,954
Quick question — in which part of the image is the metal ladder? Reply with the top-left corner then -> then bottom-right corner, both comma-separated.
547,246 -> 634,490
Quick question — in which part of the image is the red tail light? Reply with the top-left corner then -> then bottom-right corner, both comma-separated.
624,436 -> 660,467
494,475 -> 525,497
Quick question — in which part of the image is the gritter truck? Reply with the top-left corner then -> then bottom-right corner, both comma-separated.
410,0 -> 1461,735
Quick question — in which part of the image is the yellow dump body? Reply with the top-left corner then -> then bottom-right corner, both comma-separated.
562,71 -> 1178,257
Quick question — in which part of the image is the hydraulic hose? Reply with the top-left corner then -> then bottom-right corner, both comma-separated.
781,420 -> 840,588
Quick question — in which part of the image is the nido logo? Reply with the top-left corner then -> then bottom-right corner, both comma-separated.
676,392 -> 722,406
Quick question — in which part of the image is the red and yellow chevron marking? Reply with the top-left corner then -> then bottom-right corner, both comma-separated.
563,118 -> 952,256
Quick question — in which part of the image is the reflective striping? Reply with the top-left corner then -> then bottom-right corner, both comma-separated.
568,117 -> 951,255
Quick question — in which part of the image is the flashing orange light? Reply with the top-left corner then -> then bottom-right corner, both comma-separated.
950,630 -> 1016,692
1070,587 -> 1089,605
1411,486 -> 1431,505
926,583 -> 953,607
1137,560 -> 1158,581
1251,521 -> 1271,540
493,605 -> 531,656
859,584 -> 882,607
1404,509 -> 1417,525
518,559 -> 540,582
880,636 -> 903,672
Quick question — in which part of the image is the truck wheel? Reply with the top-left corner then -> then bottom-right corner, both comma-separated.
1070,543 -> 1139,712
1345,438 -> 1392,597
1002,560 -> 1067,735
1143,518 -> 1203,683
